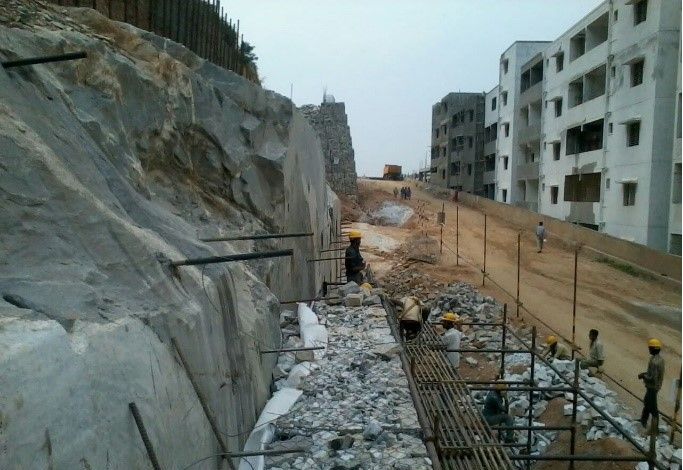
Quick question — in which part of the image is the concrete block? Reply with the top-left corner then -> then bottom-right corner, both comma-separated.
344,293 -> 363,307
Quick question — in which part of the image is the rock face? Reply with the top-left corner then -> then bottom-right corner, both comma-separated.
300,99 -> 358,195
0,2 -> 338,469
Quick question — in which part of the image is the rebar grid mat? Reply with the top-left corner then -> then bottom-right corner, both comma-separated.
406,323 -> 514,470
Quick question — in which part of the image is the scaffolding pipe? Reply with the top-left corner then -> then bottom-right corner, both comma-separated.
259,346 -> 325,354
200,232 -> 313,242
527,326 -> 537,470
170,249 -> 292,267
506,327 -> 665,470
482,214 -> 487,286
571,247 -> 578,359
516,233 -> 521,317
500,303 -> 507,379
2,51 -> 87,68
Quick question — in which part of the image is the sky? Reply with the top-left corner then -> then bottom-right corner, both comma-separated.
228,0 -> 604,176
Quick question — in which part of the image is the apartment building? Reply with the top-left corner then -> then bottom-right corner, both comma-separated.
483,87 -> 498,199
538,0 -> 681,250
669,35 -> 681,254
430,93 -> 485,194
495,41 -> 551,204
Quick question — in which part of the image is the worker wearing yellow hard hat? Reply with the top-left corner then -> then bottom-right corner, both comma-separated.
345,229 -> 366,285
483,381 -> 514,443
542,335 -> 571,361
440,312 -> 463,369
638,338 -> 665,429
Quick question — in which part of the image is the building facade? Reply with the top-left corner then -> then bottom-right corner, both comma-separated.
300,95 -> 358,195
494,41 -> 551,204
430,93 -> 485,194
668,35 -> 681,254
483,87 -> 499,200
538,0 -> 680,250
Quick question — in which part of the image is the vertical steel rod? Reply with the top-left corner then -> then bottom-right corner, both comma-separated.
672,367 -> 682,443
569,360 -> 580,470
483,214 -> 487,286
500,303 -> 508,379
456,206 -> 459,265
527,326 -> 537,470
129,402 -> 163,470
171,338 -> 236,470
516,232 -> 521,318
571,247 -> 578,359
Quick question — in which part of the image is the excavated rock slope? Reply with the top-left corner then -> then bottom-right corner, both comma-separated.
0,2 -> 339,469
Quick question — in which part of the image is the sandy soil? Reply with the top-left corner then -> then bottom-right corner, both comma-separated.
351,178 -> 682,420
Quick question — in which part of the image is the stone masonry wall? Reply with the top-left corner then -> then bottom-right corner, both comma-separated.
300,101 -> 358,195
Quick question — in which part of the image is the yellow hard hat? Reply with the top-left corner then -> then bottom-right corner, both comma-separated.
546,335 -> 558,346
441,312 -> 460,323
495,382 -> 508,391
348,230 -> 362,239
360,282 -> 373,290
648,338 -> 662,349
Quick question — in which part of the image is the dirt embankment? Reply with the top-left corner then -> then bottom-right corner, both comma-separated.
346,178 -> 681,421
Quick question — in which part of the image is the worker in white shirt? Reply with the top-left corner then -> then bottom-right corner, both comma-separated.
441,312 -> 463,369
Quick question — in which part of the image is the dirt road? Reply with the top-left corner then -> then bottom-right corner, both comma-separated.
353,178 -> 682,419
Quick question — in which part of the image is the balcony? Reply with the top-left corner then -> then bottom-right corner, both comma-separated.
516,161 -> 539,180
517,122 -> 541,145
483,170 -> 496,185
484,140 -> 496,156
519,81 -> 542,106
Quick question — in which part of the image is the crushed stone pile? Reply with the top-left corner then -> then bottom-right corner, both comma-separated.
380,262 -> 446,300
265,290 -> 431,470
362,201 -> 414,227
427,282 -> 681,468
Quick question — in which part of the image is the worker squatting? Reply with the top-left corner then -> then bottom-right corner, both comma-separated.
343,229 -> 666,441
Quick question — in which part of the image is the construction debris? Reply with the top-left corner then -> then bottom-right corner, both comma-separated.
265,290 -> 431,470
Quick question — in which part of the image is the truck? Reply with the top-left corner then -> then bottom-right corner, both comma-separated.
383,164 -> 403,180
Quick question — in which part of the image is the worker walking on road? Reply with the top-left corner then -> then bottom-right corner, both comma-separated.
440,312 -> 463,368
638,339 -> 665,430
483,383 -> 514,443
393,187 -> 399,199
579,329 -> 605,374
345,230 -> 366,285
542,335 -> 571,361
535,221 -> 546,253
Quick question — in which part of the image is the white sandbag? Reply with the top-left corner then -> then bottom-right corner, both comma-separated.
300,323 -> 328,360
238,387 -> 302,470
297,302 -> 319,327
286,361 -> 315,388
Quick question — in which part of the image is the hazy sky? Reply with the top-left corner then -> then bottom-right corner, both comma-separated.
228,0 -> 603,176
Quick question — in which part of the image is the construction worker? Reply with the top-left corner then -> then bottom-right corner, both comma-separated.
393,187 -> 399,198
398,296 -> 424,341
345,230 -> 366,285
579,329 -> 605,373
536,221 -> 547,253
638,338 -> 665,429
542,335 -> 571,361
441,312 -> 463,368
483,383 -> 514,443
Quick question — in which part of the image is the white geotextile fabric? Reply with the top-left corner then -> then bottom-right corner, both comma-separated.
238,387 -> 303,470
297,303 -> 328,360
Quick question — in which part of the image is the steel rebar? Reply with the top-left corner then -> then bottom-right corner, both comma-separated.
170,249 -> 292,267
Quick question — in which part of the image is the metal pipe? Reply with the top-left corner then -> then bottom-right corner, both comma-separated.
200,232 -> 313,242
456,206 -> 459,266
506,327 -> 666,470
225,448 -> 306,457
482,214 -> 487,286
259,346 -> 325,354
671,367 -> 682,443
171,338 -> 235,470
382,299 -> 444,470
129,402 -> 163,470
516,233 -> 521,317
170,249 -> 292,267
319,247 -> 345,253
571,247 -> 578,359
570,359 -> 580,470
527,326 -> 536,470
509,454 -> 647,462
2,51 -> 87,68
441,348 -> 530,354
500,303 -> 507,378
468,386 -> 573,393
307,257 -> 350,262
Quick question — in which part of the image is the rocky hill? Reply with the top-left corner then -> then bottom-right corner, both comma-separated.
0,1 -> 338,468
